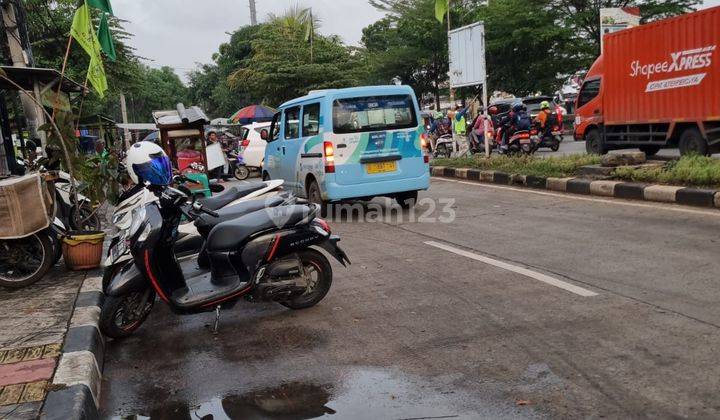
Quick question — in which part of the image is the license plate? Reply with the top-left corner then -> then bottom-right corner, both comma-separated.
110,240 -> 128,263
366,161 -> 397,174
520,138 -> 531,144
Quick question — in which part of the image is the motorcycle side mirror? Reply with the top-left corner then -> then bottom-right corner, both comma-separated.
260,129 -> 269,141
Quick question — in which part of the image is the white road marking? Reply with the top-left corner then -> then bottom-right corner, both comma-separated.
425,240 -> 598,297
433,177 -> 720,218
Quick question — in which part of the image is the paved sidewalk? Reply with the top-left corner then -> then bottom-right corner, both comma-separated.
0,266 -> 89,419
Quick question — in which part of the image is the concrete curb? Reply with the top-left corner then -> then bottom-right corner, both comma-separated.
41,276 -> 105,420
431,166 -> 720,209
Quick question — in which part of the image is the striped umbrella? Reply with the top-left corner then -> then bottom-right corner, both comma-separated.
229,105 -> 277,124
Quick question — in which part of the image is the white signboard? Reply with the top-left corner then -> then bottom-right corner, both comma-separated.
600,7 -> 641,52
448,22 -> 486,89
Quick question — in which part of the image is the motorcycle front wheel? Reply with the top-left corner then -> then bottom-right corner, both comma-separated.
69,204 -> 101,231
234,165 -> 250,180
99,289 -> 156,338
0,232 -> 54,288
281,249 -> 333,310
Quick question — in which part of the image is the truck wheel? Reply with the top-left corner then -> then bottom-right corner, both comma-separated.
585,130 -> 607,155
679,128 -> 709,156
638,145 -> 661,156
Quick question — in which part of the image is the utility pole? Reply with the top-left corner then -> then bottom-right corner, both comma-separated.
1,0 -> 46,147
249,0 -> 257,25
119,93 -> 130,150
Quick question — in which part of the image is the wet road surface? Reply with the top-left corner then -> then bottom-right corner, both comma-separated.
101,179 -> 720,419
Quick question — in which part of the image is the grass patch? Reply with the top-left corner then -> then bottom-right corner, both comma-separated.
613,155 -> 720,188
432,154 -> 602,178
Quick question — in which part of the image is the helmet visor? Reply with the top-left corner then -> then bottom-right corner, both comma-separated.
132,154 -> 172,186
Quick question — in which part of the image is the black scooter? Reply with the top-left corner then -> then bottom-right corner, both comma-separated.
100,185 -> 349,338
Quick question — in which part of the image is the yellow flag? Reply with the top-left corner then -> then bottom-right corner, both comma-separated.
87,55 -> 108,98
70,2 -> 107,97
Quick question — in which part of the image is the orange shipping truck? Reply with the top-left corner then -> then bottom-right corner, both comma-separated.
574,6 -> 720,156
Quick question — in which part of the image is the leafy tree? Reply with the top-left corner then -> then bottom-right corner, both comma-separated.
550,0 -> 701,62
226,8 -> 363,106
469,0 -> 580,96
188,24 -> 267,117
364,0 -> 453,109
6,0 -> 188,123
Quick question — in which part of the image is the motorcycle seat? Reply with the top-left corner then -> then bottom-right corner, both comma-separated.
206,204 -> 317,252
197,182 -> 267,210
194,195 -> 286,238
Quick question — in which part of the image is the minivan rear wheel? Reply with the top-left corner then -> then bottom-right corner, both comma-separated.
307,180 -> 328,217
395,191 -> 418,209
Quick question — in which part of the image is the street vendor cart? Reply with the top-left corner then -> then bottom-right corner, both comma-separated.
152,104 -> 214,197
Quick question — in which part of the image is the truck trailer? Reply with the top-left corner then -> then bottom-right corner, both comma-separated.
574,6 -> 720,156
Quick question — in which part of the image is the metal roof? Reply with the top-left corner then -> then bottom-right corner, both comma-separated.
0,66 -> 87,93
152,103 -> 209,128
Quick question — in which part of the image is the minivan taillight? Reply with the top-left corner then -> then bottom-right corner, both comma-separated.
324,141 -> 335,173
241,139 -> 250,147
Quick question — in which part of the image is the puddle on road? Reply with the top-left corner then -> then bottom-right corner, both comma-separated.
111,369 -> 500,419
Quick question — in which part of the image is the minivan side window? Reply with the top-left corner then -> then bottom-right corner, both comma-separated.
269,112 -> 281,141
577,79 -> 601,108
284,106 -> 301,140
302,103 -> 321,137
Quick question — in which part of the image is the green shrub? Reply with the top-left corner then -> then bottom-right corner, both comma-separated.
613,155 -> 720,188
432,154 -> 601,178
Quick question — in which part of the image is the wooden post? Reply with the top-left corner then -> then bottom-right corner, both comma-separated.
120,93 -> 130,149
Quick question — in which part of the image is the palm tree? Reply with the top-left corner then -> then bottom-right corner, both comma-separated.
267,5 -> 321,62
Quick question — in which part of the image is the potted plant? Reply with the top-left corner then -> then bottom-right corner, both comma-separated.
43,111 -> 119,270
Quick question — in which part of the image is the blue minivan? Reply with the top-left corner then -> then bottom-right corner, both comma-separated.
263,85 -> 430,209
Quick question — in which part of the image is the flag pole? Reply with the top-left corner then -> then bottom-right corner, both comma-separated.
51,35 -> 73,121
74,76 -> 89,131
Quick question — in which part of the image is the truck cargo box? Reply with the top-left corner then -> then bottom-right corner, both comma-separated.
603,7 -> 720,125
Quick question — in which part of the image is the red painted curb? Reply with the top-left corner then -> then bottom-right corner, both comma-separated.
0,358 -> 56,387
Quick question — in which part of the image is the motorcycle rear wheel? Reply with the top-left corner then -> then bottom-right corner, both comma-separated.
281,249 -> 333,310
234,165 -> 250,180
435,144 -> 451,159
0,232 -> 54,288
100,289 -> 156,338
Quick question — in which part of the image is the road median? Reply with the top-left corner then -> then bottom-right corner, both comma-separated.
431,165 -> 720,209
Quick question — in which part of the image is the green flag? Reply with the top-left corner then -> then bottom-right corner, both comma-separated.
70,2 -> 107,97
435,0 -> 448,24
98,13 -> 116,61
87,0 -> 113,15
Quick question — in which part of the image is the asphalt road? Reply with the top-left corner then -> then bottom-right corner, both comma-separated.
100,179 -> 720,419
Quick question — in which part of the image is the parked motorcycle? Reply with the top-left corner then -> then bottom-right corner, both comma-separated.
103,179 -> 287,289
228,151 -> 250,181
99,185 -> 349,338
0,173 -> 66,289
53,171 -> 101,231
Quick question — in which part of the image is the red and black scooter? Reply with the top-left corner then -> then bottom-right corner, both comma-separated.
100,185 -> 349,338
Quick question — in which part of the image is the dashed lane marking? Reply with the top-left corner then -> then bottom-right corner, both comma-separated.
425,240 -> 598,297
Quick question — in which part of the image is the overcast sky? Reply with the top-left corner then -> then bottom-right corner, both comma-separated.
113,0 -> 386,81
113,0 -> 720,83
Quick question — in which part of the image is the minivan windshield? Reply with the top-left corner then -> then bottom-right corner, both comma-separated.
333,95 -> 417,134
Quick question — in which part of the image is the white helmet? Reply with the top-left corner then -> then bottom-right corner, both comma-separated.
126,141 -> 173,185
